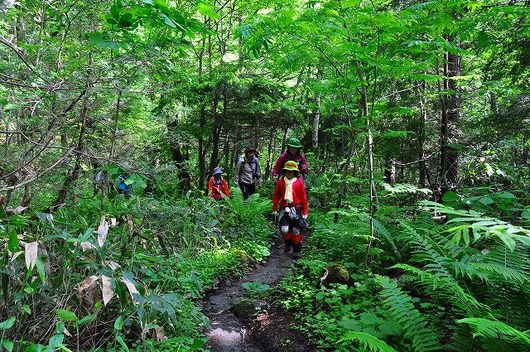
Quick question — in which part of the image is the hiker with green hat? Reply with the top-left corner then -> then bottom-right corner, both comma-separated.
272,137 -> 309,180
272,160 -> 309,259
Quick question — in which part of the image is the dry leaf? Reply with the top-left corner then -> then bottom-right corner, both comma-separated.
154,327 -> 166,341
25,242 -> 38,270
97,216 -> 109,247
10,251 -> 23,262
121,277 -> 140,303
12,206 -> 28,214
81,241 -> 95,251
101,275 -> 114,306
127,216 -> 134,232
77,275 -> 99,292
105,261 -> 121,271
64,328 -> 72,337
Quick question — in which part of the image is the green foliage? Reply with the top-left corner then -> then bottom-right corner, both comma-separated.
242,280 -> 270,297
375,275 -> 441,352
457,318 -> 530,346
338,331 -> 398,352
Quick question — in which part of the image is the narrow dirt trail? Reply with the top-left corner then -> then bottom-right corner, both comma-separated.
202,236 -> 298,352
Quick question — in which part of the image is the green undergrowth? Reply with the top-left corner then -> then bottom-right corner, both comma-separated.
0,187 -> 272,352
276,186 -> 530,352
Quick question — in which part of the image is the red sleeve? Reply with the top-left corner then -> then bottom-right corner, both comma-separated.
222,180 -> 230,197
272,179 -> 284,211
272,153 -> 285,178
297,180 -> 308,215
208,178 -> 214,195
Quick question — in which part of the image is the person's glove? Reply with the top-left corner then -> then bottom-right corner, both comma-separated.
302,214 -> 308,220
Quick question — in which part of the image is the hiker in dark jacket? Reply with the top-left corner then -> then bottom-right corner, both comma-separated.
272,137 -> 309,180
234,146 -> 262,200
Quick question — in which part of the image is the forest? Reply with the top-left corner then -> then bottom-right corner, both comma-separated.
0,0 -> 529,351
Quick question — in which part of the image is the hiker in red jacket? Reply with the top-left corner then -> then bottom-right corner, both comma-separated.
208,167 -> 230,200
272,137 -> 309,180
272,160 -> 308,259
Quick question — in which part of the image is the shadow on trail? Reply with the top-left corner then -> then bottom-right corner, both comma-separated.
202,234 -> 316,352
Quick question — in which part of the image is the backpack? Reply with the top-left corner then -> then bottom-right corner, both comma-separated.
238,156 -> 259,178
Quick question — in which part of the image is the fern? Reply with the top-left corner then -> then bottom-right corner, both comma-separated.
420,201 -> 530,252
391,263 -> 485,314
457,318 -> 530,346
338,331 -> 398,352
375,275 -> 441,352
372,217 -> 400,257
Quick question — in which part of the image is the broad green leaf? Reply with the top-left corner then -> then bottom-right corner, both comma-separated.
0,317 -> 16,330
36,258 -> 46,283
197,1 -> 220,20
8,228 -> 18,252
76,314 -> 96,326
2,340 -> 14,352
114,316 -> 124,330
116,335 -> 129,352
57,309 -> 78,322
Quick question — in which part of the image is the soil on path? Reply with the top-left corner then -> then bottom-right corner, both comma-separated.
202,236 -> 316,352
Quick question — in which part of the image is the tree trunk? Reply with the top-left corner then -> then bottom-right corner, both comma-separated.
312,62 -> 322,151
52,85 -> 90,208
384,159 -> 396,185
439,36 -> 461,196
265,127 -> 276,179
418,83 -> 428,187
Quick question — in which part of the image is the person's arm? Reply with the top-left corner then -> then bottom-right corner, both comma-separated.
234,160 -> 242,185
255,159 -> 263,187
272,153 -> 284,179
272,180 -> 284,211
300,155 -> 309,177
223,180 -> 230,197
208,178 -> 214,197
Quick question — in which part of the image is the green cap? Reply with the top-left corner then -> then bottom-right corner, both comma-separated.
286,137 -> 302,149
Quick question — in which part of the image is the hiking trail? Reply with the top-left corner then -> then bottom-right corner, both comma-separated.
202,235 -> 315,352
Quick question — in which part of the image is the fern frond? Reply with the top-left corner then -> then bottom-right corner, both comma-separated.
391,264 -> 485,313
375,275 -> 441,352
457,318 -> 530,346
468,262 -> 527,284
338,331 -> 398,352
373,217 -> 400,257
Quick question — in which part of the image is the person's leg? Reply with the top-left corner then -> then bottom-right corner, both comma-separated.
248,182 -> 256,197
279,213 -> 292,252
291,220 -> 302,259
239,181 -> 248,200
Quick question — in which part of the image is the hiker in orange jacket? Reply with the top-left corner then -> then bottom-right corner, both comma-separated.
208,167 -> 230,200
272,160 -> 308,259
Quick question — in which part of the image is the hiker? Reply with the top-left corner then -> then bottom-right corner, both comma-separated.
117,173 -> 131,198
272,160 -> 308,259
234,146 -> 263,200
208,167 -> 230,200
272,137 -> 309,180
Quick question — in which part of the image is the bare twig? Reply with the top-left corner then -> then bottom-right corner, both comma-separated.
0,147 -> 75,192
